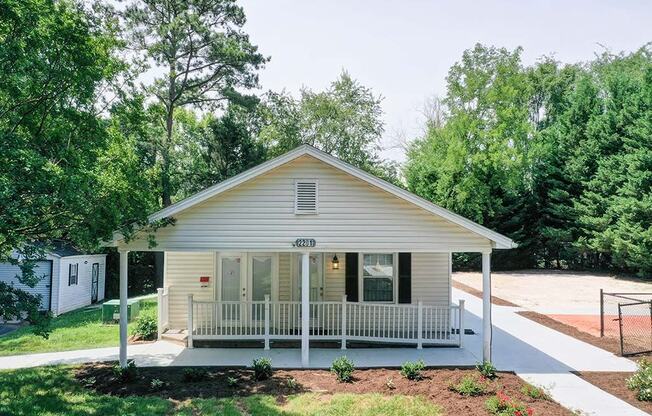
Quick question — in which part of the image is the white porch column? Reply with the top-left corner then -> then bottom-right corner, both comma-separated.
301,252 -> 310,367
119,250 -> 129,367
482,251 -> 492,362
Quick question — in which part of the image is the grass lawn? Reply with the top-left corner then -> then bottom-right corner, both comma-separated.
0,366 -> 442,416
0,299 -> 157,357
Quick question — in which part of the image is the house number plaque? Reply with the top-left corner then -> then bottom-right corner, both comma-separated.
294,238 -> 316,248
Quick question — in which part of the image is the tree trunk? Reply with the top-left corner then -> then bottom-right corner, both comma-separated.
161,106 -> 173,207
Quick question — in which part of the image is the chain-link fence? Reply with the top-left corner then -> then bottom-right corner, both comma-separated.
601,291 -> 652,356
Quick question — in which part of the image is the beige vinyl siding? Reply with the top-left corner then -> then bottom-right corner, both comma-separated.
411,253 -> 450,306
278,253 -> 291,301
324,252 -> 345,301
165,251 -> 215,328
119,155 -> 492,253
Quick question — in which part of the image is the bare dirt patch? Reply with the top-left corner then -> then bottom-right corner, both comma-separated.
577,371 -> 652,415
75,363 -> 572,415
452,280 -> 518,307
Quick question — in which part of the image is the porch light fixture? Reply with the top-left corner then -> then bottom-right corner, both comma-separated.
332,254 -> 339,270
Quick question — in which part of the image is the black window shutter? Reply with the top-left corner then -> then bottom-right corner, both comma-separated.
345,253 -> 358,302
68,264 -> 72,286
398,252 -> 411,304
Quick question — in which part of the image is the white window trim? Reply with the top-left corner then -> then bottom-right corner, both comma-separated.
358,252 -> 398,303
294,179 -> 319,215
68,263 -> 79,286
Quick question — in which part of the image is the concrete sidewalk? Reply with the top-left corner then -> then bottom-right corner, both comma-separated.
455,287 -> 644,416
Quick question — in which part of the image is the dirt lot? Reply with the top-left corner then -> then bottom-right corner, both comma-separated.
76,363 -> 572,415
453,270 -> 652,315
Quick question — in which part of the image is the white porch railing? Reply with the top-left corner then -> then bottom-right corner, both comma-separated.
188,294 -> 465,349
157,287 -> 170,339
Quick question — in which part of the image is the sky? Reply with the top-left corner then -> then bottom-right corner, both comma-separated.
238,0 -> 652,162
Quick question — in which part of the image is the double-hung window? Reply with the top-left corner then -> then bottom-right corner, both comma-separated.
68,263 -> 78,286
362,253 -> 394,302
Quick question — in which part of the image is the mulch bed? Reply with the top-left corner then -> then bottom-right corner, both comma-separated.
75,363 -> 572,415
576,371 -> 652,415
452,281 -> 519,307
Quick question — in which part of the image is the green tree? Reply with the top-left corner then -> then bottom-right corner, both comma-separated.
123,0 -> 267,207
259,71 -> 399,183
0,0 -> 153,330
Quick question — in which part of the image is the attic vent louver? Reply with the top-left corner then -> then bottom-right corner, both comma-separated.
295,180 -> 318,214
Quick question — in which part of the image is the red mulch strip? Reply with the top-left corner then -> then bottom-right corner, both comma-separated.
576,371 -> 652,415
517,311 -> 652,362
452,281 -> 519,307
74,364 -> 572,415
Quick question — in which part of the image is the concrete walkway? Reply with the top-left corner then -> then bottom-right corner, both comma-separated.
0,288 -> 646,415
454,287 -> 645,416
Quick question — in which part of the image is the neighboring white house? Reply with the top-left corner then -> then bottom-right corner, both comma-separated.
110,145 -> 515,367
0,242 -> 106,316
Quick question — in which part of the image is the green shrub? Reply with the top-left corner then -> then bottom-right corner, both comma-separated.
627,359 -> 652,401
449,375 -> 489,397
183,367 -> 209,382
486,391 -> 533,416
400,360 -> 426,380
331,356 -> 355,382
476,361 -> 497,379
150,378 -> 167,391
113,360 -> 138,382
287,377 -> 298,389
227,376 -> 238,387
521,383 -> 549,400
131,312 -> 158,341
252,357 -> 273,381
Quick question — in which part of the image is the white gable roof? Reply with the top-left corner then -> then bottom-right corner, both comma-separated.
143,145 -> 515,249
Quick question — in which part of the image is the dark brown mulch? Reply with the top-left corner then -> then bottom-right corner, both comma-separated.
517,311 -> 652,362
452,281 -> 519,307
74,364 -> 572,415
577,371 -> 652,415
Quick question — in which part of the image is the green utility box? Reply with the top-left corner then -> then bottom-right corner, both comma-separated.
102,299 -> 141,323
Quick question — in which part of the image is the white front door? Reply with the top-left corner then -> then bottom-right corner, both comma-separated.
218,254 -> 246,322
248,253 -> 277,321
294,253 -> 324,301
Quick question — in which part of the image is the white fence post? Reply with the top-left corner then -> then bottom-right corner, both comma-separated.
341,295 -> 347,350
417,300 -> 423,349
459,299 -> 465,347
157,288 -> 164,340
187,294 -> 194,349
264,294 -> 270,350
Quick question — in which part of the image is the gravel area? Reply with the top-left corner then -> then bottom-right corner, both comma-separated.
453,270 -> 652,314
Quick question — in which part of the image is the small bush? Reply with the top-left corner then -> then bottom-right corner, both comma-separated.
132,312 -> 158,341
331,356 -> 355,382
476,361 -> 498,380
449,375 -> 489,397
183,367 -> 209,382
252,357 -> 273,381
287,377 -> 298,390
386,377 -> 396,390
486,391 -> 533,416
150,378 -> 167,391
627,359 -> 652,401
227,376 -> 238,387
113,360 -> 138,382
400,360 -> 426,380
521,383 -> 549,400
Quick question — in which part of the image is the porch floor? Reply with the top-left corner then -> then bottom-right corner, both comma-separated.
136,341 -> 479,368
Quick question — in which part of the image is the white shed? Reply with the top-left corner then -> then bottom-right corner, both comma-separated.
0,242 -> 106,316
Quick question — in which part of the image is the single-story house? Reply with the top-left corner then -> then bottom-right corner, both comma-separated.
110,145 -> 515,367
0,242 -> 106,316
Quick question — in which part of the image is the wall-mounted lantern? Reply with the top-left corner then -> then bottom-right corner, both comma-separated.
332,254 -> 340,270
